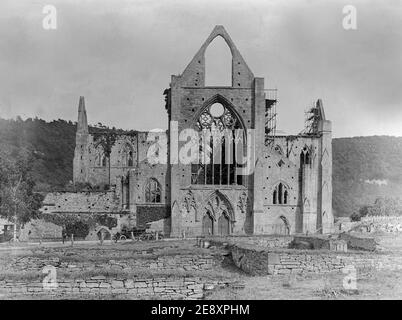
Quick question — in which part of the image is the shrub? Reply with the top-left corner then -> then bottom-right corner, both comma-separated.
66,220 -> 89,238
350,212 -> 361,222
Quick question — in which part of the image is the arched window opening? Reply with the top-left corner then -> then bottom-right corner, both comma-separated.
101,154 -> 107,167
95,147 -> 107,167
218,213 -> 230,235
128,151 -> 133,167
191,101 -> 246,186
202,212 -> 214,236
145,178 -> 161,203
122,143 -> 134,167
300,147 -> 311,166
273,183 -> 288,205
205,36 -> 232,86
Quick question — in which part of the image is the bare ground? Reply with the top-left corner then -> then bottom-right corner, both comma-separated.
207,232 -> 402,300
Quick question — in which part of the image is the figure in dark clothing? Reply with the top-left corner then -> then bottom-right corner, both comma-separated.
62,228 -> 67,244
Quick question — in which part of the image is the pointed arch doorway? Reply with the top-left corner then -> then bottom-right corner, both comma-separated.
202,211 -> 214,236
218,212 -> 230,236
200,191 -> 234,236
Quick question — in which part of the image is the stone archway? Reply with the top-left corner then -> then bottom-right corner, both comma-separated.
96,227 -> 111,240
273,216 -> 290,235
201,191 -> 234,236
202,211 -> 214,236
218,212 -> 230,235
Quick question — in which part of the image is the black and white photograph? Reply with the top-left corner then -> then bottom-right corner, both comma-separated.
0,0 -> 402,308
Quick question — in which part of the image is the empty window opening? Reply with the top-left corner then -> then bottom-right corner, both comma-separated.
191,101 -> 246,186
273,183 -> 288,205
205,36 -> 232,86
300,147 -> 311,166
145,178 -> 161,203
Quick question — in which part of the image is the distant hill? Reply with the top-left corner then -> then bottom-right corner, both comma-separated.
0,117 -> 76,191
333,136 -> 402,216
1,117 -> 401,217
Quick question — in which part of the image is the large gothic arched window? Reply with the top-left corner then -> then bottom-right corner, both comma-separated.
191,100 -> 246,186
145,178 -> 161,203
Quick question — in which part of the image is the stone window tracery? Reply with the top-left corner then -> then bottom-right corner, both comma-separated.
145,178 -> 161,203
300,146 -> 311,166
95,147 -> 107,167
122,143 -> 134,167
191,101 -> 246,186
273,183 -> 288,205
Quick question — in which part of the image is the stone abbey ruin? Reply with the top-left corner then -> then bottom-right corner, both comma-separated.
40,25 -> 333,239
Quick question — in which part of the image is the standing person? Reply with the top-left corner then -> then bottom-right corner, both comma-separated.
62,227 -> 67,244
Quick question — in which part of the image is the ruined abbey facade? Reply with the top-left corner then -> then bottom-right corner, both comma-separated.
43,26 -> 333,237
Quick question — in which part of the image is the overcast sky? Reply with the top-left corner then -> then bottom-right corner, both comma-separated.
0,0 -> 401,137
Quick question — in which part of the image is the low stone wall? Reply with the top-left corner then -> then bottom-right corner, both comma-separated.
336,216 -> 402,234
290,236 -> 347,252
19,220 -> 63,242
228,243 -> 402,276
360,216 -> 402,233
339,233 -> 379,251
0,276 -> 230,299
2,254 -> 219,273
204,235 -> 292,249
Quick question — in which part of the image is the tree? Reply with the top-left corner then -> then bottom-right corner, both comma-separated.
350,212 -> 361,222
358,205 -> 370,218
0,154 -> 43,241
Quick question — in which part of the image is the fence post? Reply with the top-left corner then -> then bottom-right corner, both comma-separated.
71,234 -> 74,246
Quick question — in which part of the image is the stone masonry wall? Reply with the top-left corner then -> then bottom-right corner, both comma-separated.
206,235 -> 292,249
338,233 -> 379,251
0,276 -> 230,300
360,216 -> 402,233
41,191 -> 121,214
0,252 -> 229,299
1,254 -> 219,273
229,244 -> 402,276
340,216 -> 402,234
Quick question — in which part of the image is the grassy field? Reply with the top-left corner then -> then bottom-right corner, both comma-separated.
207,232 -> 402,300
206,269 -> 402,300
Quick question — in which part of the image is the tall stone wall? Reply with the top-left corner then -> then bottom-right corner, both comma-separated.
41,191 -> 122,214
168,26 -> 260,238
257,136 -> 320,235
